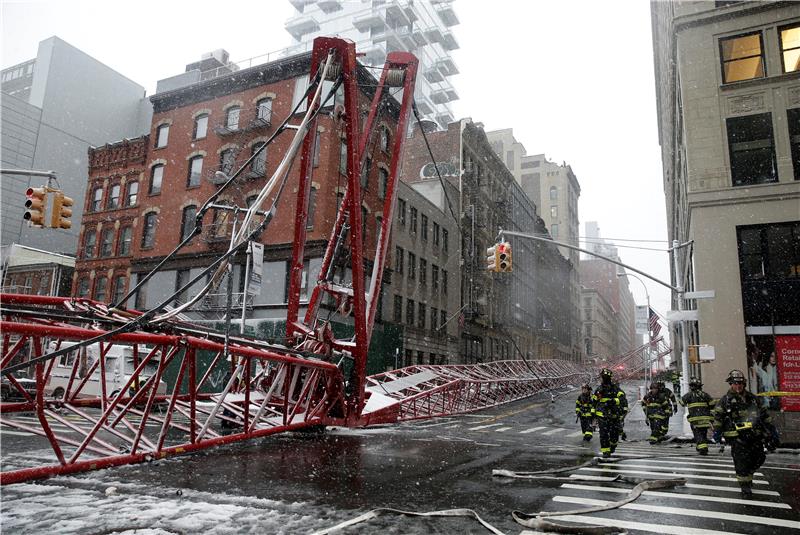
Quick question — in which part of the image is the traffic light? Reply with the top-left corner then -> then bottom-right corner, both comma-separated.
498,241 -> 512,272
24,187 -> 47,227
486,244 -> 499,272
51,192 -> 74,229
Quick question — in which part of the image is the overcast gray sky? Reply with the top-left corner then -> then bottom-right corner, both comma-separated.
1,0 -> 672,321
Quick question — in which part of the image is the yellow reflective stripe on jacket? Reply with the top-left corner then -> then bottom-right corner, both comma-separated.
687,402 -> 709,409
723,430 -> 738,437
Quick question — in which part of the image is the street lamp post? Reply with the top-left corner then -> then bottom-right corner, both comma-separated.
618,272 -> 651,394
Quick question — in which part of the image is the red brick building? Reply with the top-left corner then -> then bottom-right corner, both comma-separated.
73,52 -> 400,323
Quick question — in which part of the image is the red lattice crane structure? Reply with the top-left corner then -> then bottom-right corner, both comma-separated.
1,38 -> 589,485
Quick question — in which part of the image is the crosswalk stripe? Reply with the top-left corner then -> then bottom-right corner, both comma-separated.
682,482 -> 780,496
560,483 -> 790,509
600,462 -> 762,477
566,431 -> 583,438
468,423 -> 505,431
494,426 -> 512,432
633,458 -> 743,470
519,426 -> 548,434
577,467 -> 769,485
538,513 -> 751,535
551,496 -> 800,529
410,420 -> 453,429
444,424 -> 460,429
541,428 -> 562,436
0,430 -> 35,436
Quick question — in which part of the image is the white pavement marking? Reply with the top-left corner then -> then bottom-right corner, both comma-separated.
519,426 -> 548,434
541,428 -> 562,436
560,483 -> 791,509
412,421 -> 455,429
533,514 -> 750,535
551,496 -> 800,529
566,431 -> 583,438
444,424 -> 460,429
0,430 -> 34,436
632,458 -> 742,470
468,423 -> 505,431
600,462 -> 763,476
682,482 -> 780,497
494,426 -> 512,433
577,467 -> 769,485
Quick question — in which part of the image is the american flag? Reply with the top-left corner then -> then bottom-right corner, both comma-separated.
649,307 -> 661,338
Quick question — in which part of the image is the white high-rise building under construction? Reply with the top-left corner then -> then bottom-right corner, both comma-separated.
285,0 -> 459,128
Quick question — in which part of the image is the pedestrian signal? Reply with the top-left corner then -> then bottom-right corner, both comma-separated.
51,192 -> 74,229
497,241 -> 512,272
486,244 -> 499,272
24,187 -> 47,227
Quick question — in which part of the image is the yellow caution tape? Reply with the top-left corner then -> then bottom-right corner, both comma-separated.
756,391 -> 800,397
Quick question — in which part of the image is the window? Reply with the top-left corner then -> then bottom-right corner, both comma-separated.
94,276 -> 107,302
378,168 -> 388,199
410,207 -> 418,234
307,187 -> 318,229
83,230 -> 97,259
256,98 -> 273,123
549,186 -> 558,200
91,187 -> 103,212
155,124 -> 169,148
126,181 -> 138,206
150,164 -> 164,194
393,295 -> 403,322
406,298 -> 415,326
100,228 -> 114,257
433,223 -> 440,246
339,139 -> 347,175
379,126 -> 390,153
141,212 -> 157,248
107,184 -> 120,209
419,258 -> 427,285
727,112 -> 777,186
430,307 -> 438,331
442,269 -> 447,294
551,223 -> 559,239
432,264 -> 439,291
421,214 -> 428,240
251,142 -> 267,176
361,206 -> 368,241
408,252 -> 416,280
789,108 -> 800,180
212,208 -> 231,238
312,131 -> 321,168
550,205 -> 558,218
134,273 -> 147,310
418,303 -> 426,329
506,151 -> 514,169
187,156 -> 203,187
77,277 -> 90,298
779,24 -> 800,74
175,269 -> 190,306
720,32 -> 765,83
360,156 -> 372,189
440,309 -> 446,330
118,226 -> 132,256
112,275 -> 126,305
193,114 -> 208,139
442,229 -> 449,253
397,198 -> 406,226
521,160 -> 540,169
226,106 -> 240,130
181,205 -> 197,241
395,246 -> 404,274
220,148 -> 236,175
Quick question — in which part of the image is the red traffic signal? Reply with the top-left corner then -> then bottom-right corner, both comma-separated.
24,187 -> 47,227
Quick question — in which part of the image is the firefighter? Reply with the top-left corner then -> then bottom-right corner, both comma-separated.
642,382 -> 671,444
679,376 -> 715,455
575,383 -> 595,442
593,368 -> 627,457
659,381 -> 679,429
712,369 -> 779,498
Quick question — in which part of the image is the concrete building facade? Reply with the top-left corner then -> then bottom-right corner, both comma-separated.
651,0 -> 800,439
581,287 -> 618,363
1,36 -> 152,254
284,0 -> 459,128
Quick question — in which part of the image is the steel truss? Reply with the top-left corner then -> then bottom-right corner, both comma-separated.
1,37 -> 592,485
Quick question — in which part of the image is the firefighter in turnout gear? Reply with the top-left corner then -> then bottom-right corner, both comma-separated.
680,377 -> 715,455
712,369 -> 779,498
575,384 -> 595,442
659,381 -> 679,425
643,382 -> 671,444
593,369 -> 628,457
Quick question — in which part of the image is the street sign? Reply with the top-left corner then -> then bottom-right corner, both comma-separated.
666,309 -> 698,322
683,290 -> 715,299
247,241 -> 264,296
635,305 -> 649,335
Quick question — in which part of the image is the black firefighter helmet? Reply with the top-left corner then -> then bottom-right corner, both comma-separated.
726,369 -> 746,385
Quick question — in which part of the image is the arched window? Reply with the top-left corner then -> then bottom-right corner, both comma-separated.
187,156 -> 203,187
107,184 -> 121,209
226,106 -> 240,130
193,114 -> 208,139
181,205 -> 197,241
94,276 -> 108,302
150,164 -> 164,194
251,142 -> 267,176
141,212 -> 157,248
126,181 -> 139,206
220,148 -> 236,175
83,230 -> 97,259
256,98 -> 272,123
77,277 -> 90,298
112,275 -> 126,304
155,124 -> 169,148
380,126 -> 390,153
549,186 -> 558,200
91,187 -> 103,212
100,228 -> 114,257
118,226 -> 132,256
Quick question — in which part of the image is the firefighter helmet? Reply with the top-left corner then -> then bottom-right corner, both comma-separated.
582,383 -> 591,391
599,368 -> 613,382
689,376 -> 703,389
726,369 -> 746,385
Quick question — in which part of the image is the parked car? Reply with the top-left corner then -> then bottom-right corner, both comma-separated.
1,373 -> 38,402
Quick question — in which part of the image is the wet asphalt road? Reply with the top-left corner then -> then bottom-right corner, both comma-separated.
2,381 -> 800,534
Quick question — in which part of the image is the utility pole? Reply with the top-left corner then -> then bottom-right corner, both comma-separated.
672,239 -> 692,426
619,272 -> 651,395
